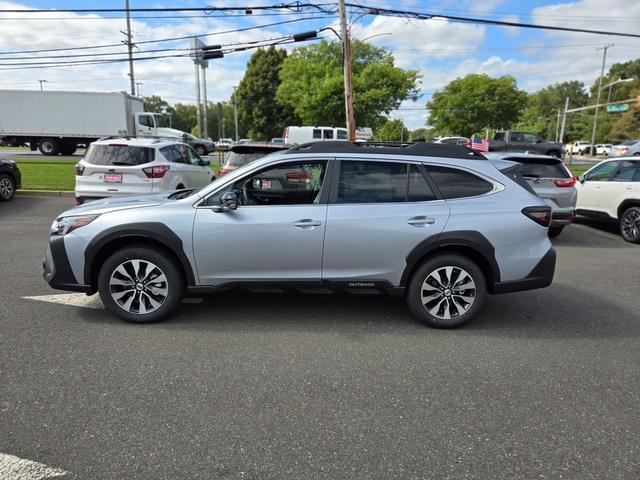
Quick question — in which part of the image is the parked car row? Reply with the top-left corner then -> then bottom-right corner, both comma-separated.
566,140 -> 640,157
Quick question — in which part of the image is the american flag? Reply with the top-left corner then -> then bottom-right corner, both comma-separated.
467,135 -> 489,152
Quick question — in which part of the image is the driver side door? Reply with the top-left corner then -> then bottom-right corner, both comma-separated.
192,159 -> 331,285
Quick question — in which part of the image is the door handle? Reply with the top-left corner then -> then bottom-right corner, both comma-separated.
293,219 -> 322,228
625,186 -> 633,190
408,216 -> 436,226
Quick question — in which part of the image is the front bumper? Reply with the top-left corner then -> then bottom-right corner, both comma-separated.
491,247 -> 556,294
43,235 -> 93,293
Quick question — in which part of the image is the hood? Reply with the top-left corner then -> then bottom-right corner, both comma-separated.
156,127 -> 188,138
57,192 -> 172,218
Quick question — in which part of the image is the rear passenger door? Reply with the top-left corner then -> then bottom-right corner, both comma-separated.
322,160 -> 450,286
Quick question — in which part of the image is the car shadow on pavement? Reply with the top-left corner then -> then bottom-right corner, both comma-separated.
78,283 -> 639,340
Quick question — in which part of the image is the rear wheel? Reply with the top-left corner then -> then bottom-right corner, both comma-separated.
60,144 -> 77,155
620,206 -> 640,244
98,245 -> 185,323
406,254 -> 487,328
548,226 -> 564,238
38,138 -> 60,156
0,173 -> 16,201
546,150 -> 561,158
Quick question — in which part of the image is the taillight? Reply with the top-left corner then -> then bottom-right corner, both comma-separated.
285,171 -> 310,183
522,206 -> 552,227
219,167 -> 231,176
143,165 -> 170,178
75,163 -> 85,176
553,176 -> 577,188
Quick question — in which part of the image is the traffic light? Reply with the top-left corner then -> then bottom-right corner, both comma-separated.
202,45 -> 224,60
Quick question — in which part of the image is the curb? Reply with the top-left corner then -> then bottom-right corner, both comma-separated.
17,189 -> 74,198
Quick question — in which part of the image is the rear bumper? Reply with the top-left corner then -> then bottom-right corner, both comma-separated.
551,209 -> 575,227
491,247 -> 556,294
43,235 -> 93,293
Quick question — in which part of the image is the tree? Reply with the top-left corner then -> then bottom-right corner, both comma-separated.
375,119 -> 409,141
171,103 -> 197,134
518,81 -> 589,139
410,127 -> 432,142
426,74 -> 526,138
143,95 -> 174,115
277,40 -> 419,131
235,46 -> 297,140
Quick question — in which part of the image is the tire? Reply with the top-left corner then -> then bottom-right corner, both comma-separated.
195,145 -> 206,156
38,138 -> 60,156
546,151 -> 561,158
633,152 -> 640,157
60,144 -> 77,155
548,226 -> 564,238
97,245 -> 185,323
0,173 -> 16,201
619,206 -> 640,244
406,254 -> 487,328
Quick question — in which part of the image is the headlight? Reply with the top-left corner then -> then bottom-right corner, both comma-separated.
51,214 -> 100,236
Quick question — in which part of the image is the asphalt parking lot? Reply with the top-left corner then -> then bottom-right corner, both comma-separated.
1,196 -> 639,480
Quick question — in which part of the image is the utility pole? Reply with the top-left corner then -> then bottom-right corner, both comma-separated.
194,63 -> 202,137
233,86 -> 239,142
124,0 -> 135,95
590,44 -> 613,156
201,66 -> 209,138
555,110 -> 561,142
559,97 -> 569,145
338,0 -> 356,141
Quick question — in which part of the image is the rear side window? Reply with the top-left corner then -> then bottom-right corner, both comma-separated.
323,129 -> 334,140
84,145 -> 154,166
612,161 -> 640,182
337,161 -> 437,203
428,166 -> 493,199
338,161 -> 407,203
494,132 -> 505,141
312,129 -> 322,139
505,158 -> 570,179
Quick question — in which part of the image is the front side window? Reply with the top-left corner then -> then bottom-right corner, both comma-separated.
586,162 -> 616,181
337,129 -> 348,140
612,161 -> 640,182
139,115 -> 153,127
207,161 -> 326,206
185,146 -> 202,166
510,132 -> 524,142
523,133 -> 539,143
427,166 -> 493,199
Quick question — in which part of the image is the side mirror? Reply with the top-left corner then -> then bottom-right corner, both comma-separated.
220,191 -> 238,210
536,138 -> 543,143
578,175 -> 585,183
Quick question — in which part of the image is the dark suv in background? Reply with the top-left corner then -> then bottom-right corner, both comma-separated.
0,157 -> 22,202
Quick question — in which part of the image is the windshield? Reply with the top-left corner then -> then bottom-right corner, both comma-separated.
84,144 -> 154,166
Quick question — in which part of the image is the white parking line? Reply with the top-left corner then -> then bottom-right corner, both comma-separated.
21,293 -> 204,309
0,452 -> 66,479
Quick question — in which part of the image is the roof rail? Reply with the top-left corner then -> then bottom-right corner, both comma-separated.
284,141 -> 487,160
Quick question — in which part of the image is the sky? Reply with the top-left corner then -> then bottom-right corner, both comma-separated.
0,0 -> 639,130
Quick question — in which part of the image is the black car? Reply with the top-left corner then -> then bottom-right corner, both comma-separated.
219,143 -> 289,176
181,133 -> 215,156
0,157 -> 21,201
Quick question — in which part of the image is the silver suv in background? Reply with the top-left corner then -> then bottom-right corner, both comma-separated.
45,142 -> 556,328
74,137 -> 214,204
487,152 -> 577,237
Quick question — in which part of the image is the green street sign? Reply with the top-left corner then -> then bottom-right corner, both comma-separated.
607,103 -> 629,112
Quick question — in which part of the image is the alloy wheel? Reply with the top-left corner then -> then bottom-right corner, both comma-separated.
621,209 -> 640,241
421,266 -> 476,320
0,177 -> 14,200
109,259 -> 168,314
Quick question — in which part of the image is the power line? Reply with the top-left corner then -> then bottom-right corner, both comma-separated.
0,3 -> 337,13
0,16 -> 331,57
346,3 -> 640,39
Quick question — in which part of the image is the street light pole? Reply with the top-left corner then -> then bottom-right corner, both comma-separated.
124,0 -> 136,96
338,0 -> 356,141
559,97 -> 569,145
233,86 -> 239,142
590,44 -> 613,156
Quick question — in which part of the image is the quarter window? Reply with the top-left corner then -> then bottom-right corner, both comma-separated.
427,166 -> 493,199
408,165 -> 437,202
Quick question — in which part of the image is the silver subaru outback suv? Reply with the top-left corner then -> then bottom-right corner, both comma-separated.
44,142 -> 556,328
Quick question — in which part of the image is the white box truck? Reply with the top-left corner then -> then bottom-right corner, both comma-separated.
0,90 -> 187,155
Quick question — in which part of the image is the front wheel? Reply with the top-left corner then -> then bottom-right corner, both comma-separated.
546,151 -> 561,158
0,173 -> 16,201
98,245 -> 185,323
406,254 -> 487,328
620,206 -> 640,244
38,138 -> 60,156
